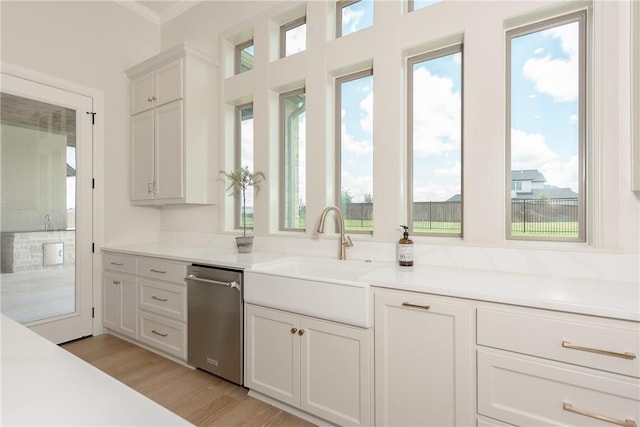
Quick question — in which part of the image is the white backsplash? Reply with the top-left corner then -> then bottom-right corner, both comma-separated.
158,231 -> 639,283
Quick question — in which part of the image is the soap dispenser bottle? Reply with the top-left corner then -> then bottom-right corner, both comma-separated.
398,225 -> 414,267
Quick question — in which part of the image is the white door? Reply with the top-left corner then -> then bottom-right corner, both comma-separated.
1,73 -> 94,344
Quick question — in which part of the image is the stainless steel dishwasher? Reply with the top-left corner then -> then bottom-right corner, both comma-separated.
186,264 -> 243,385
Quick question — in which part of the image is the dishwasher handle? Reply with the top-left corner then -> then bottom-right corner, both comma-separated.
185,274 -> 241,291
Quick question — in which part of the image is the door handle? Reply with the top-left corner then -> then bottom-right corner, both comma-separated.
185,274 -> 240,291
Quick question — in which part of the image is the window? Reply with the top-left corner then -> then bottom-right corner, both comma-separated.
235,40 -> 254,74
281,17 -> 306,58
235,103 -> 254,229
280,89 -> 306,231
506,11 -> 586,241
336,69 -> 373,233
408,45 -> 463,236
336,0 -> 373,38
408,0 -> 441,13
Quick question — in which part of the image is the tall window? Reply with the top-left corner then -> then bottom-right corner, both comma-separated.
280,89 -> 306,231
507,11 -> 586,241
236,103 -> 254,229
408,45 -> 463,236
281,17 -> 306,58
336,70 -> 373,233
235,40 -> 254,74
336,0 -> 373,38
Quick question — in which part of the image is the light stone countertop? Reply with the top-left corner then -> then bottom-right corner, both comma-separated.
0,314 -> 192,426
102,243 -> 640,322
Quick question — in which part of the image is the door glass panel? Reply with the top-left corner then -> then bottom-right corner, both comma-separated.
1,93 -> 77,324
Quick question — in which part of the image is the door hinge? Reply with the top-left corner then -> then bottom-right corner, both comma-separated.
86,111 -> 96,125
92,307 -> 95,318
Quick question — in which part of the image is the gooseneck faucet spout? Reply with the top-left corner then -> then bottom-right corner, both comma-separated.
317,206 -> 353,260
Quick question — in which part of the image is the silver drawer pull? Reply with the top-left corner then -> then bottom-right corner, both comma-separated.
151,329 -> 168,337
402,302 -> 431,310
110,262 -> 124,266
151,295 -> 168,302
562,340 -> 637,360
149,269 -> 167,274
563,403 -> 637,427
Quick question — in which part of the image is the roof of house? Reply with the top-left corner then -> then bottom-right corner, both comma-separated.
512,185 -> 578,200
512,169 -> 546,182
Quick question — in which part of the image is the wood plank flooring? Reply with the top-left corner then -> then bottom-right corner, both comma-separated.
62,334 -> 315,427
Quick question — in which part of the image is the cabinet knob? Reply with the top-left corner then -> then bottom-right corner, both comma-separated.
112,280 -> 121,286
290,328 -> 298,334
147,97 -> 153,102
298,329 -> 305,336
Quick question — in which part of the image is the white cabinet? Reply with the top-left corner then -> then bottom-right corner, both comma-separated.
245,304 -> 373,426
102,251 -> 188,361
102,254 -> 138,339
374,289 -> 471,427
476,305 -> 640,427
126,43 -> 215,205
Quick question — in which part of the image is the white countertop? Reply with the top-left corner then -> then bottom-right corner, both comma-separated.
103,243 -> 639,322
1,315 -> 192,426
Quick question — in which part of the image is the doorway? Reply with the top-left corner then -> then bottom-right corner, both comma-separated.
1,73 -> 94,344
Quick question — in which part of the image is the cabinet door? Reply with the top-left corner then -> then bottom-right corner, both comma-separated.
375,291 -> 471,427
154,58 -> 183,107
245,305 -> 300,407
154,100 -> 184,201
130,110 -> 155,202
300,317 -> 372,426
103,272 -> 137,339
130,72 -> 154,115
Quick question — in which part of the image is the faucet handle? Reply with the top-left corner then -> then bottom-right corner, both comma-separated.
343,235 -> 353,248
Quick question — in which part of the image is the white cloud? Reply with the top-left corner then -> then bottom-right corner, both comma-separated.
342,7 -> 364,35
511,128 -> 578,191
285,24 -> 306,56
360,90 -> 374,134
412,67 -> 461,157
534,47 -> 544,55
341,170 -> 373,202
521,22 -> 579,102
569,114 -> 578,123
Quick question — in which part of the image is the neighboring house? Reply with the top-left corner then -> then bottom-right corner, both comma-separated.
511,169 -> 578,200
445,169 -> 578,202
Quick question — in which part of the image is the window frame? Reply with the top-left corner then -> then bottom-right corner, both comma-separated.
335,68 -> 374,234
234,102 -> 254,230
280,16 -> 306,58
235,39 -> 254,75
407,44 -> 464,237
279,87 -> 306,232
505,10 -> 587,242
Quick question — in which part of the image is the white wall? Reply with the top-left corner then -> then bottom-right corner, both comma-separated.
1,0 -> 162,245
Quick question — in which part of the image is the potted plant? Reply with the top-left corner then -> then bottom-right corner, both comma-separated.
220,166 -> 266,253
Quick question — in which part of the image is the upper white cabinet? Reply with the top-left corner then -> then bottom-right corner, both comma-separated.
126,43 -> 216,205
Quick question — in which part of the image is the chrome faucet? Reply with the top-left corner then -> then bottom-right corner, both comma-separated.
317,206 -> 353,260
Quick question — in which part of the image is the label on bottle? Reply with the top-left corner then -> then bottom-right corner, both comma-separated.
398,244 -> 413,266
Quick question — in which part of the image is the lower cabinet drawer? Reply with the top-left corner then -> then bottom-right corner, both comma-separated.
139,279 -> 186,321
478,348 -> 640,427
139,311 -> 186,360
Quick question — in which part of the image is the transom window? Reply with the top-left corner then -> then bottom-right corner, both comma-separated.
235,40 -> 254,74
336,0 -> 373,38
408,0 -> 441,13
506,11 -> 586,241
281,17 -> 306,58
408,45 -> 463,236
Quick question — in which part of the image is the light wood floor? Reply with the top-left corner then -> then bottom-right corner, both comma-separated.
62,334 -> 315,427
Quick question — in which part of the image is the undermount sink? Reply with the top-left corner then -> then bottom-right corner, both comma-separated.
244,256 -> 385,328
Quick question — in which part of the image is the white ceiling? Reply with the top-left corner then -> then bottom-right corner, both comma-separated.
116,1 -> 202,26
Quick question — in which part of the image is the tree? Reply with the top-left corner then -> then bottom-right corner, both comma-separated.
341,189 -> 353,206
363,192 -> 373,203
